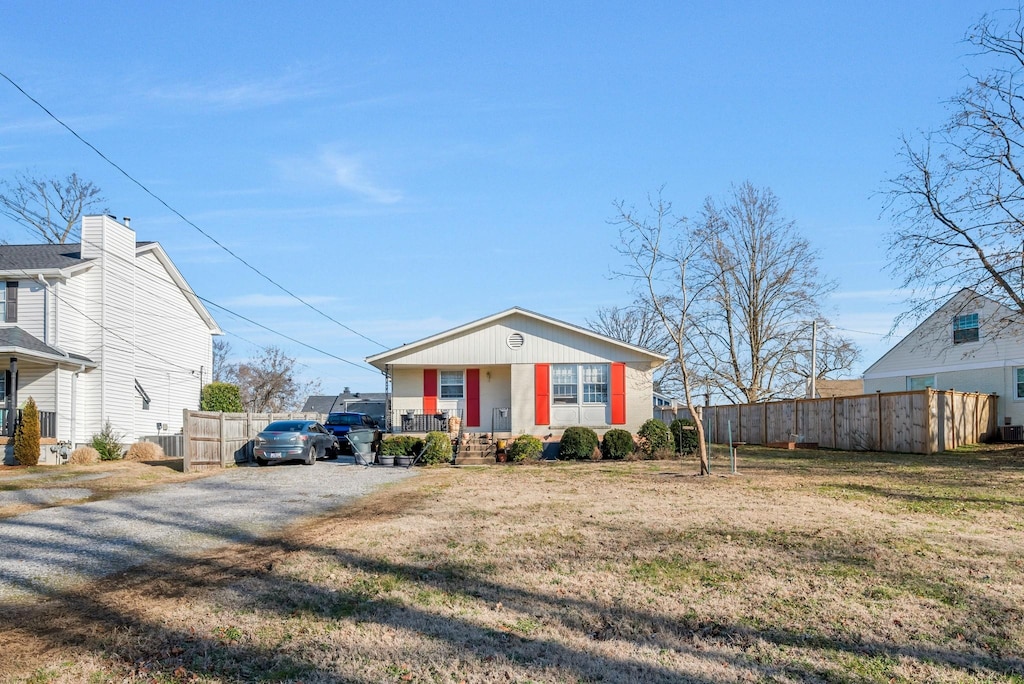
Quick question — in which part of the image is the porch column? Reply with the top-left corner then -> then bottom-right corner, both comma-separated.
6,357 -> 17,437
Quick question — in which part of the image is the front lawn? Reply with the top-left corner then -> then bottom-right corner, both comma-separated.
2,447 -> 1023,682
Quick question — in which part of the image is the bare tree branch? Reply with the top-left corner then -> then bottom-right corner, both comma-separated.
0,171 -> 106,244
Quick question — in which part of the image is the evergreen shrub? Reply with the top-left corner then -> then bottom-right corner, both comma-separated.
14,397 -> 40,466
420,431 -> 453,464
637,419 -> 672,458
558,426 -> 599,460
200,382 -> 244,412
601,428 -> 635,460
91,421 -> 125,461
508,435 -> 543,462
670,418 -> 700,454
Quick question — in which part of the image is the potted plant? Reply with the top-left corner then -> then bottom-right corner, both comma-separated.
379,436 -> 412,466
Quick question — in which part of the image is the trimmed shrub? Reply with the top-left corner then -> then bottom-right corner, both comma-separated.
91,421 -> 125,461
69,446 -> 100,465
14,397 -> 41,466
601,429 -> 635,460
380,435 -> 421,456
508,435 -> 543,462
558,426 -> 599,460
670,418 -> 700,454
200,382 -> 244,412
637,419 -> 672,459
420,431 -> 453,465
125,441 -> 165,462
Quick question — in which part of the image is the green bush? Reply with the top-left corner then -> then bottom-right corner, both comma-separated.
558,426 -> 599,460
91,421 -> 125,461
670,418 -> 700,453
637,419 -> 672,458
14,397 -> 40,466
601,428 -> 634,460
380,435 -> 421,456
420,431 -> 453,465
200,382 -> 244,412
508,434 -> 543,462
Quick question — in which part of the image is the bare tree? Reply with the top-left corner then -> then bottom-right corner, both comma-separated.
212,338 -> 237,384
587,299 -> 683,394
235,345 -> 321,412
0,172 -> 106,244
691,182 -> 856,403
885,8 -> 1024,327
610,191 -> 711,475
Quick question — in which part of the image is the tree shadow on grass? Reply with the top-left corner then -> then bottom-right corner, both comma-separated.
2,507 -> 1022,683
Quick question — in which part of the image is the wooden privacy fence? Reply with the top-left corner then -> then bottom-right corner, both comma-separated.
182,410 -> 324,472
694,389 -> 997,455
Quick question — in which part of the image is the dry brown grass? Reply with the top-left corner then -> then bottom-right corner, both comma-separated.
124,440 -> 165,461
0,458 -> 211,519
68,446 -> 99,465
2,447 -> 1024,683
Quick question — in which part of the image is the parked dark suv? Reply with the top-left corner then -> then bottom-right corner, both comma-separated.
324,411 -> 377,437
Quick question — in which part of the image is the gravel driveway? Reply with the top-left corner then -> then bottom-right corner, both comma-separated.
0,460 -> 417,601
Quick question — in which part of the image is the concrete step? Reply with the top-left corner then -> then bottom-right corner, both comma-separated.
454,455 -> 495,465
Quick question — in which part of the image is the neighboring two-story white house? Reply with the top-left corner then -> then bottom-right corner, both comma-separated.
0,215 -> 221,460
863,289 -> 1024,427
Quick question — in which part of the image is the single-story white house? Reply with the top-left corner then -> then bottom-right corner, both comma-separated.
0,214 -> 221,461
366,307 -> 667,436
863,289 -> 1024,428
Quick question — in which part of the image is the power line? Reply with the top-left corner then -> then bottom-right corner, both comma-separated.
0,69 -> 387,349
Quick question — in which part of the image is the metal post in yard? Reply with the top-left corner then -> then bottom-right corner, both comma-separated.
728,419 -> 737,474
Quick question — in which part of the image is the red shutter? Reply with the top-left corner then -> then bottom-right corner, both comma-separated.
610,362 -> 626,425
535,364 -> 550,425
423,369 -> 437,414
466,369 -> 480,427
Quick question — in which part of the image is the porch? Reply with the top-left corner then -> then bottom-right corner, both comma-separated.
0,408 -> 57,438
389,407 -> 512,434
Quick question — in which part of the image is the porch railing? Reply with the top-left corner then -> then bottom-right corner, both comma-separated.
491,407 -> 511,433
393,409 -> 463,433
0,409 -> 57,438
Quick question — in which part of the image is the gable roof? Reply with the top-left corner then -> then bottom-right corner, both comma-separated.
136,242 -> 221,334
863,288 -> 1022,377
367,306 -> 668,369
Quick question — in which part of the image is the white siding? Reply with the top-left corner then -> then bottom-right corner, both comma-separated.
864,290 -> 1024,426
17,362 -> 56,412
12,279 -> 46,341
384,313 -> 660,367
132,250 -> 210,435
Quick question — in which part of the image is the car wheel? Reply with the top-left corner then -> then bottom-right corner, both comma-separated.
256,458 -> 268,467
305,445 -> 317,466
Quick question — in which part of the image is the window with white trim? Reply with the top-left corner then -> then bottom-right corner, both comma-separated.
1016,368 -> 1024,400
907,375 -> 936,391
552,363 -> 609,404
0,283 -> 6,321
552,365 -> 578,404
439,370 -> 464,399
582,364 -> 609,403
953,313 -> 979,344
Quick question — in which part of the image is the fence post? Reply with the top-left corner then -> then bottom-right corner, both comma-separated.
182,408 -> 191,473
877,391 -> 883,451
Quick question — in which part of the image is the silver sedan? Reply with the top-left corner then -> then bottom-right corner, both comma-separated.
253,420 -> 338,466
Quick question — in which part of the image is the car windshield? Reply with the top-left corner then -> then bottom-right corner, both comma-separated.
264,421 -> 306,432
326,413 -> 362,426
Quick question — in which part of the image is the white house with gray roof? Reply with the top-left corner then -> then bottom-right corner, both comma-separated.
0,215 -> 221,461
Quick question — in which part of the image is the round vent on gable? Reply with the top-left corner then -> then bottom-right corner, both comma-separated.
506,332 -> 525,350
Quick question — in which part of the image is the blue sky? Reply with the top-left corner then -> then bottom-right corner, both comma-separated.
0,1 -> 993,393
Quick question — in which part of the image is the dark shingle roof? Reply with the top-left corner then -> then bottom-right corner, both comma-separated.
0,326 -> 93,364
0,241 -> 154,271
0,244 -> 88,270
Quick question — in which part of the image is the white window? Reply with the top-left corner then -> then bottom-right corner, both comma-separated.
1016,368 -> 1024,400
552,365 -> 578,404
953,313 -> 979,344
552,363 -> 609,405
439,371 -> 464,399
0,282 -> 6,321
907,375 -> 936,391
582,364 -> 609,403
